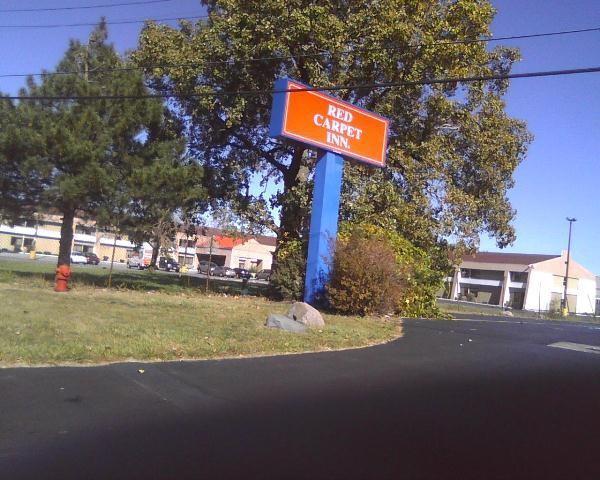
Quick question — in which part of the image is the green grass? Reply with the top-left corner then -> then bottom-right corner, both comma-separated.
0,258 -> 269,296
0,259 -> 402,366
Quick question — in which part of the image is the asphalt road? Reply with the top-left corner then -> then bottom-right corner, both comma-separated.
1,318 -> 599,479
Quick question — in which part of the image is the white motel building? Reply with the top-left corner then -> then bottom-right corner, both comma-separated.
444,251 -> 597,315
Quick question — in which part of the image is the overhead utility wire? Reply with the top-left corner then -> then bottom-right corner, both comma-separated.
3,66 -> 599,101
0,14 -> 208,29
0,0 -> 173,13
0,26 -> 598,79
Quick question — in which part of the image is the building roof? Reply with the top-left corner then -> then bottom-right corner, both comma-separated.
213,235 -> 246,249
462,251 -> 560,266
195,227 -> 277,249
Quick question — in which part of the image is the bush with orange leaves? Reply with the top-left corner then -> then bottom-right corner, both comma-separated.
327,232 -> 410,316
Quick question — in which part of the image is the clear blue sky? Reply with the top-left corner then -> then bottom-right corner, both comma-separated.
1,0 -> 598,273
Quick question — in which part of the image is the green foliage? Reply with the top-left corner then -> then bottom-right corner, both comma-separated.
269,235 -> 306,301
0,96 -> 49,220
133,0 -> 531,258
547,298 -> 563,319
333,223 -> 444,318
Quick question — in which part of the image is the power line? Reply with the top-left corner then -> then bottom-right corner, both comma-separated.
0,14 -> 208,29
1,26 -> 598,79
2,66 -> 599,101
0,0 -> 174,13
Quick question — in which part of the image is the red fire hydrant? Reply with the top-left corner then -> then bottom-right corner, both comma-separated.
54,264 -> 72,292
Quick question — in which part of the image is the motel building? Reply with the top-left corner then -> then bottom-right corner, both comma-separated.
174,228 -> 276,272
442,251 -> 597,315
0,213 -> 135,263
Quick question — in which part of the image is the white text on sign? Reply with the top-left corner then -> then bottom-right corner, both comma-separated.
313,105 -> 364,150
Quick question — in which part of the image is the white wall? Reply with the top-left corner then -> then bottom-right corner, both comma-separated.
230,239 -> 274,270
524,269 -> 554,312
524,268 -> 596,314
576,278 -> 597,314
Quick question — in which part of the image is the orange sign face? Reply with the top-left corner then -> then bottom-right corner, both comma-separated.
270,79 -> 389,167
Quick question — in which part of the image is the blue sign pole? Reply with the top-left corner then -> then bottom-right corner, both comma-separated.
269,77 -> 388,305
304,150 -> 344,304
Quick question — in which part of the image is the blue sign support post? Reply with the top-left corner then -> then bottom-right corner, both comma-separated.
269,77 -> 389,306
303,150 -> 344,304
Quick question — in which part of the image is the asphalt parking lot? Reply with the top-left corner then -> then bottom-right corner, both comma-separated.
1,317 -> 598,479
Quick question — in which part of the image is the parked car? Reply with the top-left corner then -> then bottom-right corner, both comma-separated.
255,269 -> 272,281
233,268 -> 252,280
198,261 -> 218,275
70,253 -> 88,264
127,256 -> 145,270
158,256 -> 180,272
213,266 -> 237,278
83,252 -> 100,265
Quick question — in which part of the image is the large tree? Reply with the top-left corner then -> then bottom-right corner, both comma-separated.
2,21 -> 166,266
121,114 -> 206,267
133,1 -> 531,265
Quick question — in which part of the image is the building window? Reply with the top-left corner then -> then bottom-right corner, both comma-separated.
178,239 -> 195,248
75,224 -> 95,235
239,259 -> 247,269
510,272 -> 528,283
14,218 -> 36,228
178,255 -> 194,265
10,237 -> 23,251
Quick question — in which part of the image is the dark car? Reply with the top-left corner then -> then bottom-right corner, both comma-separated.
233,268 -> 251,280
255,269 -> 272,281
213,266 -> 237,278
198,261 -> 218,275
83,252 -> 100,265
158,257 -> 180,272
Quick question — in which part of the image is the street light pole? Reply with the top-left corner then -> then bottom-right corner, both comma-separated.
562,217 -> 577,313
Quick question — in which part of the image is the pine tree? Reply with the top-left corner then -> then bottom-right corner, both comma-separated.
2,21 -> 165,266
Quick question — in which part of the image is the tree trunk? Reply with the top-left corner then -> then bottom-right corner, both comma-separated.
57,207 -> 75,266
107,233 -> 118,288
275,150 -> 311,256
150,240 -> 160,267
277,147 -> 310,244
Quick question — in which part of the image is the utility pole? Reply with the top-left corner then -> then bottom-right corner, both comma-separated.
561,217 -> 577,314
205,234 -> 214,293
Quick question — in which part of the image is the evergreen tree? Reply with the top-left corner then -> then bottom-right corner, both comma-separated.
0,21 -> 180,267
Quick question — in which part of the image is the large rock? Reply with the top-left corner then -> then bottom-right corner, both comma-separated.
288,302 -> 325,328
265,314 -> 308,333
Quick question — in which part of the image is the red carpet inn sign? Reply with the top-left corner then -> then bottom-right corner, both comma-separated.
274,79 -> 389,166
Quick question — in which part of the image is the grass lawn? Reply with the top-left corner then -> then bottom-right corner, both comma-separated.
0,258 -> 269,296
0,258 -> 402,366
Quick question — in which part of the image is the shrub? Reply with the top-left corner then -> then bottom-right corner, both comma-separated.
327,233 -> 407,315
546,298 -> 563,319
328,223 -> 444,317
269,236 -> 306,301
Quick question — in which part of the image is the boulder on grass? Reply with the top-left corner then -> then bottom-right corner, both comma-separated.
288,302 -> 325,328
265,313 -> 308,333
